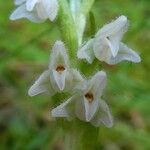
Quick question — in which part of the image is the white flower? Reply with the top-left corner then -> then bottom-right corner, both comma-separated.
77,15 -> 141,65
10,0 -> 58,22
28,41 -> 83,96
51,71 -> 113,128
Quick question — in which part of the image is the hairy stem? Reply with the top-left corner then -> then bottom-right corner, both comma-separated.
64,120 -> 99,150
57,1 -> 99,150
57,0 -> 78,61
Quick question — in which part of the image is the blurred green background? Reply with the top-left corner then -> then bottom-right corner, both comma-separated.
0,0 -> 150,150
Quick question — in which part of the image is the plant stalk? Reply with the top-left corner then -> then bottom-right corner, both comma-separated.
57,0 -> 78,61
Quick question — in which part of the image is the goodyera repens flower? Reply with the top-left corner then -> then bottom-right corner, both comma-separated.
77,15 -> 141,64
9,0 -> 142,130
52,71 -> 113,128
10,0 -> 58,22
28,41 -> 83,96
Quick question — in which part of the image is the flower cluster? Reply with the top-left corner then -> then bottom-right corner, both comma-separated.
10,0 -> 141,127
28,41 -> 113,127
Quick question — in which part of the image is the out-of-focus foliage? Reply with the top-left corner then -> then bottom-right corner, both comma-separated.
0,0 -> 150,149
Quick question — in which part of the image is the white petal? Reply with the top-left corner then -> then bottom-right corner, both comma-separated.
46,0 -> 58,21
26,0 -> 38,11
65,69 -> 84,92
96,15 -> 128,38
35,0 -> 58,21
77,39 -> 94,64
108,24 -> 128,57
108,36 -> 120,57
51,97 -> 74,118
94,16 -> 128,58
36,1 -> 48,19
93,37 -> 112,62
49,41 -> 69,69
10,4 -> 27,20
84,98 -> 99,121
87,71 -> 107,98
75,96 -> 86,121
10,4 -> 44,23
52,70 -> 67,91
91,100 -> 113,128
101,37 -> 120,58
15,0 -> 26,5
50,69 -> 77,92
107,42 -> 141,64
70,69 -> 84,84
28,70 -> 54,96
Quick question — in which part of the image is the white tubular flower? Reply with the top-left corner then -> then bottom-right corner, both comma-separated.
49,41 -> 83,91
10,0 -> 58,22
52,71 -> 113,128
77,15 -> 141,65
28,41 -> 83,96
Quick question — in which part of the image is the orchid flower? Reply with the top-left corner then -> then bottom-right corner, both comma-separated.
77,15 -> 141,65
10,0 -> 58,22
51,71 -> 113,128
28,41 -> 83,96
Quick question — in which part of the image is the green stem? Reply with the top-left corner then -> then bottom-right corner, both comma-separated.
57,1 -> 99,150
57,0 -> 78,61
64,120 -> 99,150
78,121 -> 99,150
57,0 -> 95,64
79,59 -> 101,77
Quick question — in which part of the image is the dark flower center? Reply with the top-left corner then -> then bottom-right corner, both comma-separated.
56,65 -> 65,72
106,36 -> 110,40
85,92 -> 94,103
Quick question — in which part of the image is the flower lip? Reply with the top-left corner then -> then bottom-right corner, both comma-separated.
56,64 -> 65,73
84,92 -> 94,103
